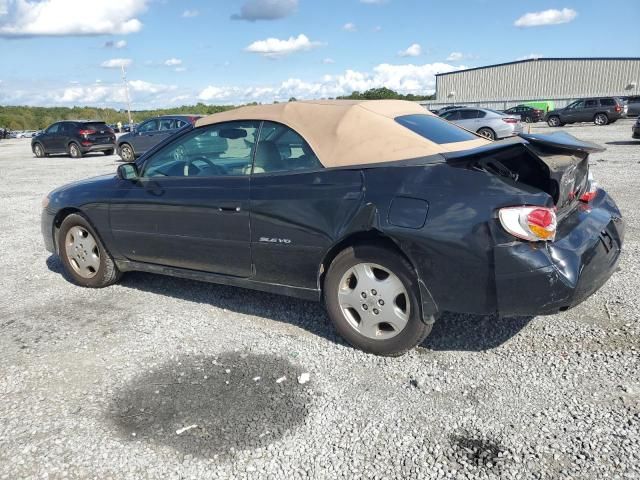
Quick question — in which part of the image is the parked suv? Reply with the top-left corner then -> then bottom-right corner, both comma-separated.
32,121 -> 116,158
545,97 -> 627,127
117,115 -> 201,162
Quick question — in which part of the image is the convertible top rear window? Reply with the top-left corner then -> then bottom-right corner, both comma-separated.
396,114 -> 478,144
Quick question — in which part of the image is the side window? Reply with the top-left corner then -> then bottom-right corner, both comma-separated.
585,99 -> 598,107
158,118 -> 176,131
253,121 -> 322,174
599,98 -> 615,107
568,101 -> 584,110
46,123 -> 60,134
176,120 -> 188,129
141,121 -> 259,178
442,110 -> 461,121
476,110 -> 487,118
138,120 -> 159,133
460,110 -> 479,120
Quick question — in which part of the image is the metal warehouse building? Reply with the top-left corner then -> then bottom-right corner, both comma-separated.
429,57 -> 640,110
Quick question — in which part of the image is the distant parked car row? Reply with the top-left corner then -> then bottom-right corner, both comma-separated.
30,115 -> 201,159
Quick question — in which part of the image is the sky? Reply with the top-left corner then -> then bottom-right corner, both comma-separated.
0,0 -> 638,109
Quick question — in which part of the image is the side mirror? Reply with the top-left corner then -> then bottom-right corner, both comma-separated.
117,163 -> 139,180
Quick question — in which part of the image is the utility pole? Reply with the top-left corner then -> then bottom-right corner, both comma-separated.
121,64 -> 133,128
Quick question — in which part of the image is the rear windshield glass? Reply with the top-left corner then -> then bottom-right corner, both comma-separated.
395,114 -> 478,144
82,122 -> 108,130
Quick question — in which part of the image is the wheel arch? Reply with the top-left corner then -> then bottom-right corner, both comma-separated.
318,230 -> 438,323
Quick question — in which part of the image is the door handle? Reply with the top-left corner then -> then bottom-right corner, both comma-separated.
217,206 -> 241,212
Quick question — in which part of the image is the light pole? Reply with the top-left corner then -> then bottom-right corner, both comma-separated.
121,64 -> 133,128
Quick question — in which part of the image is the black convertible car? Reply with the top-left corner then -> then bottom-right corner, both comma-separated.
41,100 -> 624,356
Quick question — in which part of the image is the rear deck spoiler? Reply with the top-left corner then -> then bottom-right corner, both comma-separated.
441,131 -> 605,162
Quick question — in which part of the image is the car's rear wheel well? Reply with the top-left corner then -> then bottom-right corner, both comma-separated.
319,231 -> 416,292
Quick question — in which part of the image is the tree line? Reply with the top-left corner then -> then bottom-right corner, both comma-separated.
0,88 -> 435,130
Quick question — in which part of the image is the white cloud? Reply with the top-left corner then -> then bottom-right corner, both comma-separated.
198,61 -> 464,104
245,34 -> 323,58
516,53 -> 543,61
398,43 -> 421,57
0,0 -> 148,37
0,0 -> 7,15
100,58 -> 133,69
342,22 -> 356,32
514,8 -> 577,28
231,0 -> 297,21
174,67 -> 187,73
322,58 -> 335,64
104,39 -> 127,49
0,78 -> 179,108
446,52 -> 463,61
164,58 -> 182,67
182,9 -> 199,18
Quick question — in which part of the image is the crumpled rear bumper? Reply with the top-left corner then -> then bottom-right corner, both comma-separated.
494,190 -> 624,316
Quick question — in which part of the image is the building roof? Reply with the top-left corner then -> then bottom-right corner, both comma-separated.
196,100 -> 488,167
436,57 -> 640,77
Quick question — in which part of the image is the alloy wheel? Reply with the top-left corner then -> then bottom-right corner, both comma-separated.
595,114 -> 608,126
337,262 -> 410,340
65,226 -> 100,278
121,145 -> 134,162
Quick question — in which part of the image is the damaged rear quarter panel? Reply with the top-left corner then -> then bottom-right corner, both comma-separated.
364,162 -> 553,315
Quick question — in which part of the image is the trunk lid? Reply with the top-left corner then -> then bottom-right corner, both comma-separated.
443,132 -> 604,215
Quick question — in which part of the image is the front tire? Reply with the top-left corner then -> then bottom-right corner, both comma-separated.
594,113 -> 609,126
324,244 -> 433,356
68,142 -> 83,158
58,214 -> 120,288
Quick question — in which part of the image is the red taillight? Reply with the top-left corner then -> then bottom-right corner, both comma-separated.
502,118 -> 518,124
614,105 -> 621,113
579,172 -> 598,203
79,129 -> 96,136
499,206 -> 557,242
81,140 -> 92,146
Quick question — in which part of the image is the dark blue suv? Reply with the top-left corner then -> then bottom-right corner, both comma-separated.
116,115 -> 201,162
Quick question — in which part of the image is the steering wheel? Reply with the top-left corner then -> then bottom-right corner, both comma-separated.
185,156 -> 227,176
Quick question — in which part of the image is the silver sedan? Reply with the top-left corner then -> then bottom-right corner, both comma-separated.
439,107 -> 523,140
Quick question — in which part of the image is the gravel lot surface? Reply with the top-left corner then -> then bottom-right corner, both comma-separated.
0,120 -> 639,479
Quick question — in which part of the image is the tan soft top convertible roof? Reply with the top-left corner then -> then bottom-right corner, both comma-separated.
196,100 -> 489,168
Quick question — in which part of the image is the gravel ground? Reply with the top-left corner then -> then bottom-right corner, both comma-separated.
0,120 -> 639,480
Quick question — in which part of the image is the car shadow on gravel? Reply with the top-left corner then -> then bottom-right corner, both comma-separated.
420,313 -> 534,351
108,352 -> 312,459
47,256 -> 533,352
605,141 -> 640,146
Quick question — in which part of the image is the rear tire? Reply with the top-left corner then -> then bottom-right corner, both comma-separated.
324,244 -> 433,356
547,116 -> 561,127
58,213 -> 121,288
68,142 -> 83,158
119,143 -> 135,162
594,113 -> 609,126
477,127 -> 496,140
